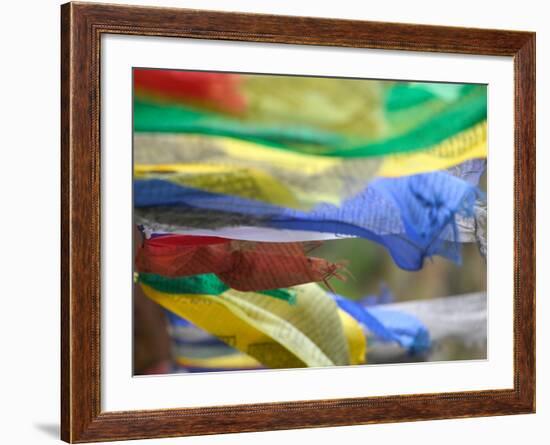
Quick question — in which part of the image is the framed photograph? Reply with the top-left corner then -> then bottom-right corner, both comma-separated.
61,2 -> 535,442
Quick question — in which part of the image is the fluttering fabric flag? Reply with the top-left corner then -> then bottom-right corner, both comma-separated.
139,274 -> 366,368
141,226 -> 353,243
364,306 -> 432,354
134,70 -> 486,159
132,70 -> 487,372
377,122 -> 486,178
136,235 -> 345,292
134,70 -> 247,114
332,294 -> 431,354
164,293 -> 431,372
134,160 -> 484,270
136,162 -> 303,208
133,121 -> 486,209
139,272 -> 297,303
134,135 -> 379,209
161,283 -> 431,372
134,70 -> 386,147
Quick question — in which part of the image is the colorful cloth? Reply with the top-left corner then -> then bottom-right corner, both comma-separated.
134,122 -> 485,209
139,275 -> 366,368
136,235 -> 344,292
333,294 -> 431,354
134,161 -> 484,270
132,71 -> 487,371
134,70 -> 486,158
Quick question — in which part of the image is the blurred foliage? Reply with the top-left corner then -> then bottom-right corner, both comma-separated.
315,239 -> 485,302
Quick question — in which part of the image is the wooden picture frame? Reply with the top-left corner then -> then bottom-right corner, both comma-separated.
61,2 -> 535,442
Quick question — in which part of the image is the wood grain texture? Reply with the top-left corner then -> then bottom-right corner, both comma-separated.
60,2 -> 536,442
